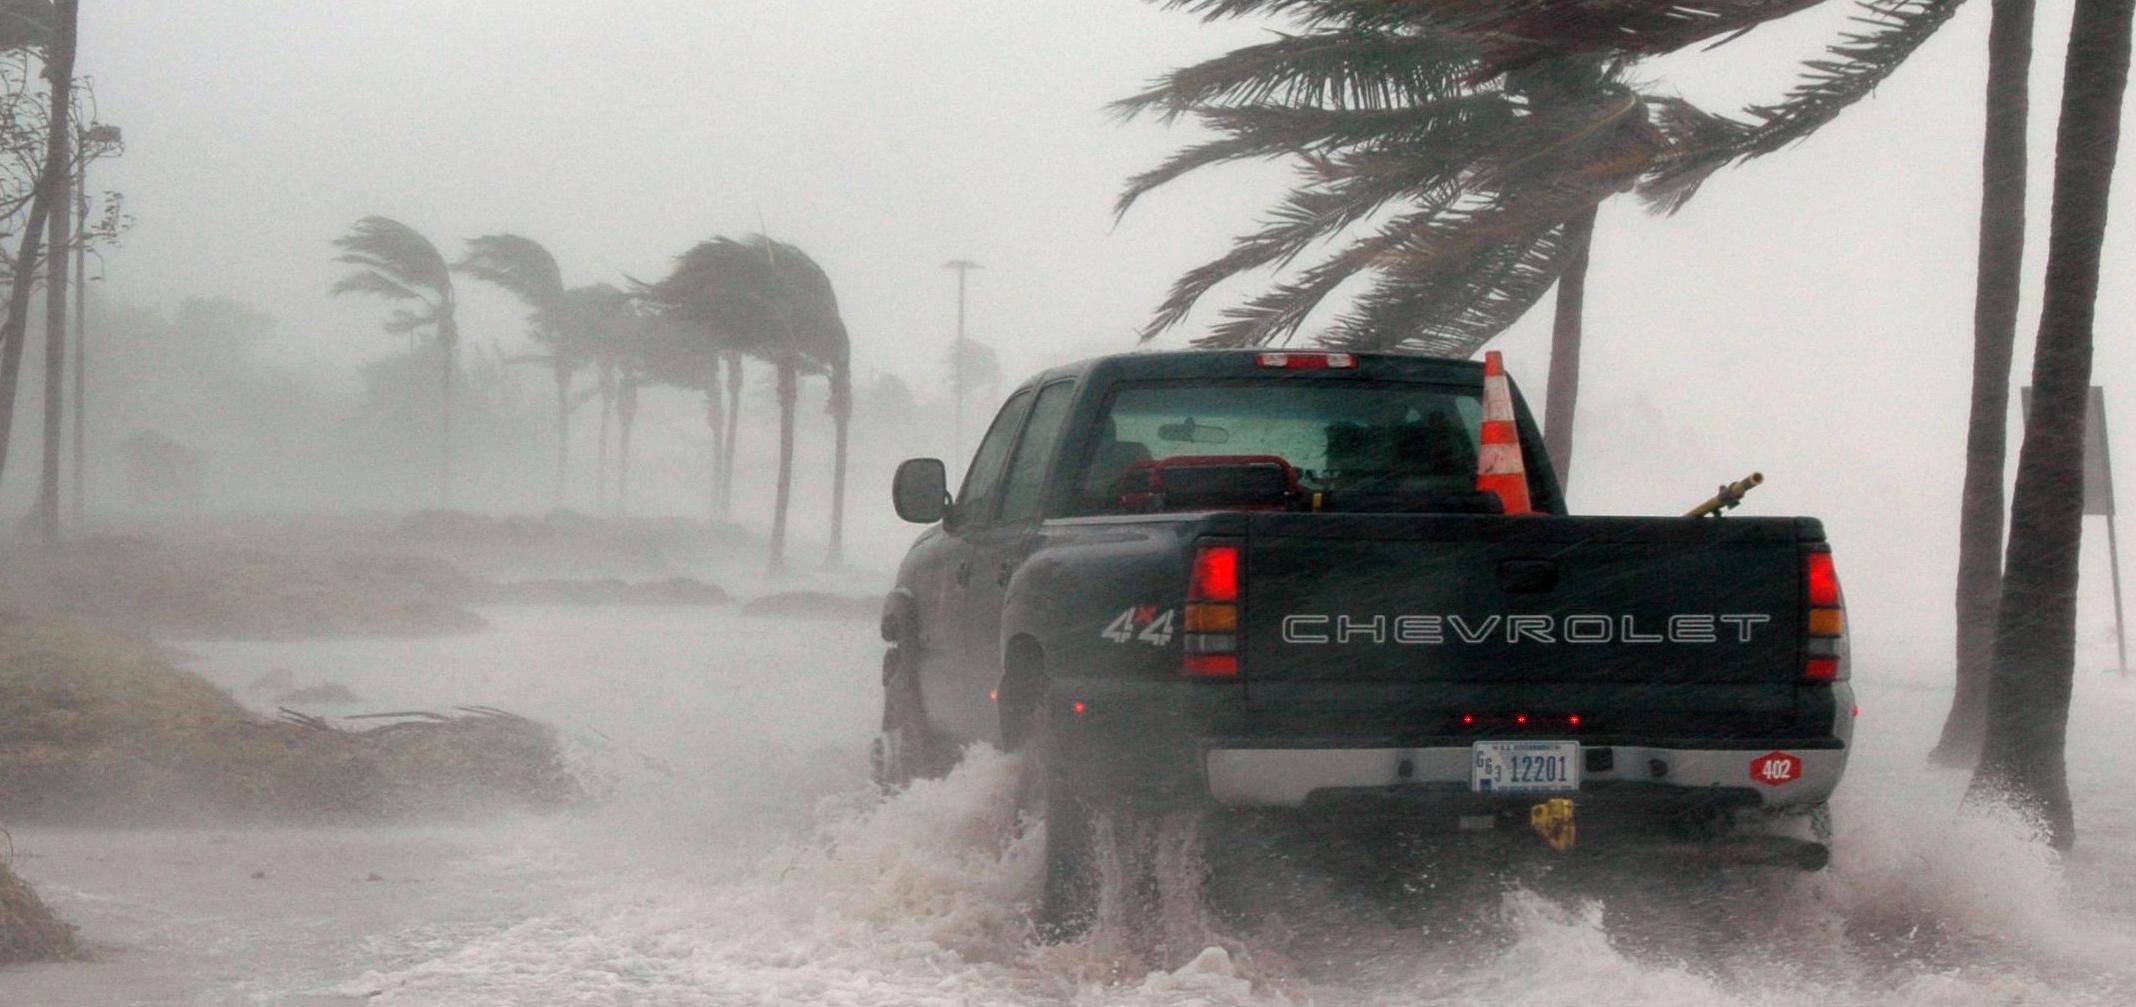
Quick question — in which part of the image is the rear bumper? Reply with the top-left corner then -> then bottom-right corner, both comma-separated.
1203,742 -> 1845,810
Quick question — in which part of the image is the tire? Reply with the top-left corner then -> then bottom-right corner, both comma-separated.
870,647 -> 952,792
1022,707 -> 1099,942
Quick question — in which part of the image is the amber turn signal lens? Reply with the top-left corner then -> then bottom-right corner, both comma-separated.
1808,608 -> 1847,637
1186,603 -> 1238,633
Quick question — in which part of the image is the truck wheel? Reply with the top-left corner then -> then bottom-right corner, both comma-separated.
871,647 -> 951,793
1023,708 -> 1099,942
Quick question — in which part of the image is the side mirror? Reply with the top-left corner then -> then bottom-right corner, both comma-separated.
893,458 -> 949,524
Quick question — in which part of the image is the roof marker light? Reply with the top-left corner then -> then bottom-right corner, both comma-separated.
1256,352 -> 1357,371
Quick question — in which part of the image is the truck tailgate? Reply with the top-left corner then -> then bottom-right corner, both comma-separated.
1241,514 -> 1807,699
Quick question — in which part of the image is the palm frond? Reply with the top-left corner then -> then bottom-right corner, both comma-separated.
1638,0 -> 1965,212
332,216 -> 451,302
1113,29 -> 1479,122
1118,95 -> 1515,214
457,234 -> 566,309
330,269 -> 421,301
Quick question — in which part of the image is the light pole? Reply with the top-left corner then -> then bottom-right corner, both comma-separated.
71,122 -> 120,528
943,259 -> 980,466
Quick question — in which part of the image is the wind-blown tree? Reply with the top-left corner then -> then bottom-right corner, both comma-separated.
456,234 -> 628,509
332,216 -> 459,507
644,235 -> 850,569
1125,0 -> 1963,491
631,306 -> 735,520
1966,0 -> 2136,848
0,0 -> 67,514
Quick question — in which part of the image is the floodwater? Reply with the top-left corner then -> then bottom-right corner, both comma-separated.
5,605 -> 2135,1005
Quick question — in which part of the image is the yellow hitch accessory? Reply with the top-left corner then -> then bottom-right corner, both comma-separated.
1529,798 -> 1577,852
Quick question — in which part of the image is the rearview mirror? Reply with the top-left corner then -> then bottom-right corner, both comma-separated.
893,458 -> 949,524
1159,418 -> 1230,444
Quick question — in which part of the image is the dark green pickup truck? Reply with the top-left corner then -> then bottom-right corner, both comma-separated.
877,349 -> 1853,936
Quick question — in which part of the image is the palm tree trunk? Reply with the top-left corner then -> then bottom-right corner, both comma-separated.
770,358 -> 797,571
553,364 -> 571,508
1935,0 -> 2037,767
35,67 -> 74,546
617,376 -> 638,517
721,350 -> 742,519
705,378 -> 726,522
595,362 -> 613,513
1968,0 -> 2136,850
438,318 -> 456,509
827,362 -> 851,568
1542,205 -> 1597,494
0,3 -> 77,501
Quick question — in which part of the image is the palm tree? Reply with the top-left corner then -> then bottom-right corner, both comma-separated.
1935,0 -> 2039,766
644,235 -> 850,569
332,216 -> 459,507
457,234 -> 575,505
1968,0 -> 2136,849
1126,1 -> 1963,490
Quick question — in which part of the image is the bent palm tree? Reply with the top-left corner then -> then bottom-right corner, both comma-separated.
333,216 -> 459,507
644,235 -> 850,569
458,234 -> 576,504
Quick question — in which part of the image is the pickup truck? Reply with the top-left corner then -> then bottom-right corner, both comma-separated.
877,349 -> 1853,937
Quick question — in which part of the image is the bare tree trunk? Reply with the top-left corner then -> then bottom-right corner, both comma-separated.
770,358 -> 797,571
1969,0 -> 2136,850
0,2 -> 77,499
827,361 -> 850,568
720,350 -> 741,519
69,157 -> 86,528
616,376 -> 638,516
1542,205 -> 1596,494
1936,0 -> 2037,767
552,363 -> 571,508
35,71 -> 73,545
437,317 -> 456,509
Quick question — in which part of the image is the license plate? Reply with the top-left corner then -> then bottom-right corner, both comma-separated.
1470,741 -> 1580,794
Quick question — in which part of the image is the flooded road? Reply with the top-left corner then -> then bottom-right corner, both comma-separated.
5,606 -> 2135,1005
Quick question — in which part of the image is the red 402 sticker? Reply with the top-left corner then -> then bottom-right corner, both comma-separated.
1750,751 -> 1803,787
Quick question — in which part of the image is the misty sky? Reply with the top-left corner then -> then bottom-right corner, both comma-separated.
72,1 -> 2136,653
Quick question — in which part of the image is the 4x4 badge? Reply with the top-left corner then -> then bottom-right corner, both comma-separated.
1101,607 -> 1175,647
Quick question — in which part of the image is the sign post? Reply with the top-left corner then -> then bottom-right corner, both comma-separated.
2023,386 -> 2125,675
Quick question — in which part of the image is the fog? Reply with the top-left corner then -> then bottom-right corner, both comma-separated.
1,0 -> 2134,1004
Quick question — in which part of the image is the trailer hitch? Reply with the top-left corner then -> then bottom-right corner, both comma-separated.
1530,798 -> 1577,852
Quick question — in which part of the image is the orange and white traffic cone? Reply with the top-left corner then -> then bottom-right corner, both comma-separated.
1477,350 -> 1534,515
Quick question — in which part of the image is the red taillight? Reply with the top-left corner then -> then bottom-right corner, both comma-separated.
1071,700 -> 1090,716
1806,552 -> 1842,607
1568,714 -> 1582,726
1190,545 -> 1241,602
1256,351 -> 1357,371
1515,714 -> 1529,726
1803,548 -> 1849,682
1183,654 -> 1239,678
1185,542 -> 1243,679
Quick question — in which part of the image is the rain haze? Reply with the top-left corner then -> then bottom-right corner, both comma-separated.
0,0 -> 2132,1004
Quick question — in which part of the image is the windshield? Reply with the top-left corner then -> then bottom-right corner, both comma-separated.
1072,380 -> 1489,514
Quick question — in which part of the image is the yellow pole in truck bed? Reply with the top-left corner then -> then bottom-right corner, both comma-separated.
1686,472 -> 1765,518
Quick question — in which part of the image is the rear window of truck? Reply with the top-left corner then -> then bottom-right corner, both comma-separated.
1068,380 -> 1488,515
